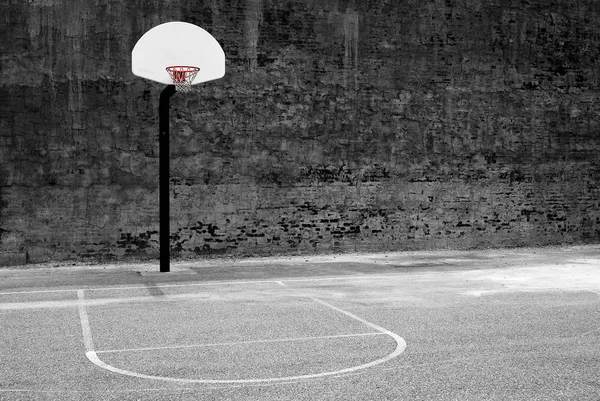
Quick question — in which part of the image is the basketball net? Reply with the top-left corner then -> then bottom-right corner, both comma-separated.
166,66 -> 200,92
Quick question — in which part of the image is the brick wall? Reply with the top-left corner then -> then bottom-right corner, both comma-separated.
1,0 -> 599,265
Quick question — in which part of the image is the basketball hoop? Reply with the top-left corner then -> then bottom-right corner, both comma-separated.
166,66 -> 200,92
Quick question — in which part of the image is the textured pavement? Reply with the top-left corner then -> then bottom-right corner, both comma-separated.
1,245 -> 599,400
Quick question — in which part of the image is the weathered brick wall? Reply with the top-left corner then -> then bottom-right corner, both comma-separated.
1,0 -> 600,265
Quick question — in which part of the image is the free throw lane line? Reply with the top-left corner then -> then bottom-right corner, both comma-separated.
96,332 -> 385,354
77,290 -> 95,352
77,290 -> 406,384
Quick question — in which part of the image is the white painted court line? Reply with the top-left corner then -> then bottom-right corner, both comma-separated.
0,288 -> 79,295
77,290 -> 95,353
0,299 -> 82,311
96,332 -> 385,354
310,298 -> 405,352
1,292 -> 212,310
0,280 -> 280,295
77,290 -> 406,384
0,273 -> 420,296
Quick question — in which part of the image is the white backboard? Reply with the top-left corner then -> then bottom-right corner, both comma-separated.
132,22 -> 225,85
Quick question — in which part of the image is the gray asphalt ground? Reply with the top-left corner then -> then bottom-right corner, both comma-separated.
1,245 -> 599,400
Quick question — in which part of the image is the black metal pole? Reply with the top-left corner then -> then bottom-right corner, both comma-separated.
159,85 -> 176,272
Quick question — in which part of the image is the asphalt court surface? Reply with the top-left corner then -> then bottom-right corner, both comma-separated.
1,245 -> 600,400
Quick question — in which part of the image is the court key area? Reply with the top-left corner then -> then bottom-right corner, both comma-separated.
1,246 -> 600,400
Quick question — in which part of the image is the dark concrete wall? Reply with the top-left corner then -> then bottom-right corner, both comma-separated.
1,0 -> 600,265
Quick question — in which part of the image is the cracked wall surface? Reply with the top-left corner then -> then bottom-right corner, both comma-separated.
1,0 -> 600,265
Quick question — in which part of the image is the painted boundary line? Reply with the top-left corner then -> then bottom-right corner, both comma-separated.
0,280 -> 280,295
77,290 -> 95,353
96,332 -> 385,354
1,292 -> 210,310
0,273 -> 422,296
77,289 -> 406,384
0,288 -> 80,295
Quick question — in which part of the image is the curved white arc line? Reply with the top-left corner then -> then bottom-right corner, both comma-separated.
79,293 -> 406,384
